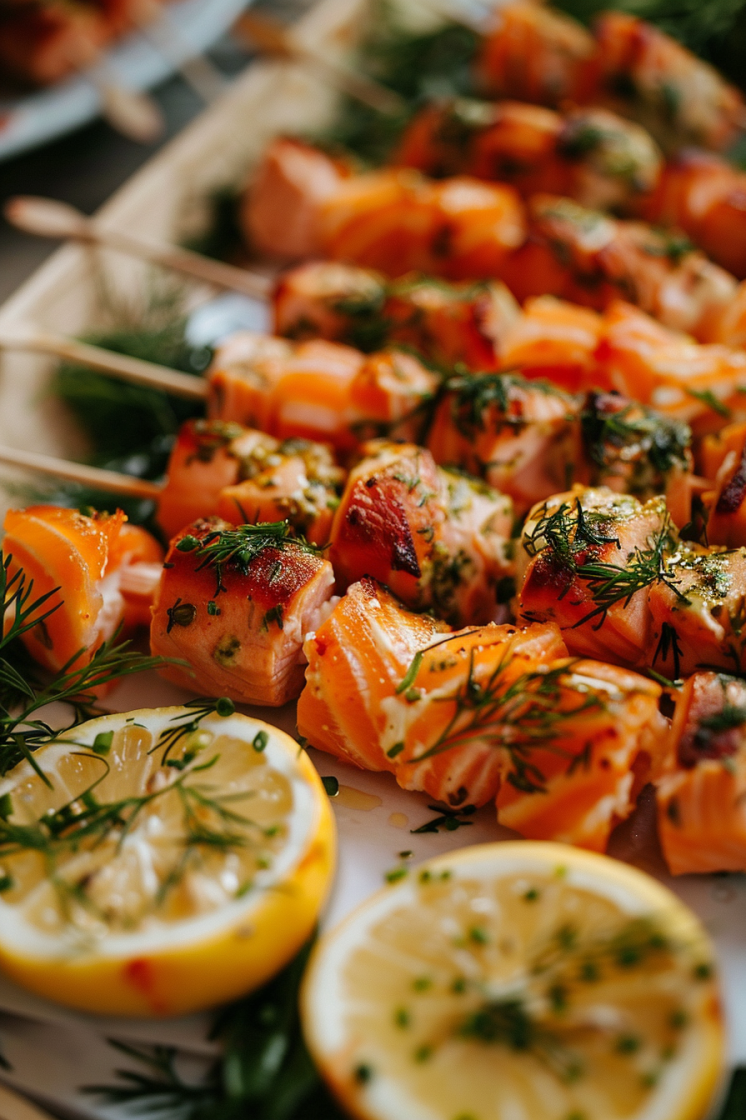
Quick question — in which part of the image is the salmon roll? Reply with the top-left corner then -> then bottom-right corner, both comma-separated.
656,672 -> 746,874
647,545 -> 746,679
495,658 -> 665,852
475,1 -> 596,107
518,486 -> 675,668
329,440 -> 514,626
299,580 -> 566,806
427,371 -> 582,516
151,518 -> 335,706
593,11 -> 746,153
2,505 -> 162,674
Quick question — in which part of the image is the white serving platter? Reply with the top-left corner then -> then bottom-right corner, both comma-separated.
0,0 -> 253,162
0,0 -> 743,1114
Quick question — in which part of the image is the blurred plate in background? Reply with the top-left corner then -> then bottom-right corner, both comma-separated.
0,0 -> 253,162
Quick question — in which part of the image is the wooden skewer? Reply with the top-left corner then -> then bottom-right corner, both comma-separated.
0,446 -> 162,501
89,68 -> 165,144
234,11 -> 406,117
4,197 -> 271,302
0,327 -> 207,402
132,0 -> 228,105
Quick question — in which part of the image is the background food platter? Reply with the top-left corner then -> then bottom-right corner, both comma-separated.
0,0 -> 254,162
0,0 -> 744,1114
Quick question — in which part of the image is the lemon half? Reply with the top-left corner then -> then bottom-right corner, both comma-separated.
0,705 -> 335,1017
302,842 -> 724,1120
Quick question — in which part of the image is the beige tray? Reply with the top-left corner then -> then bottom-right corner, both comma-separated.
0,2 -> 744,1110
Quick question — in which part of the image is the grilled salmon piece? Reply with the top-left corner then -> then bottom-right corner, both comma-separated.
207,332 -> 365,452
495,658 -> 665,851
476,1 -> 596,106
151,518 -> 335,707
647,545 -> 746,679
241,137 -> 347,260
272,261 -> 389,349
299,581 -> 566,806
657,672 -> 746,874
597,301 -> 746,432
2,505 -> 162,673
701,423 -> 746,549
383,276 -> 519,371
427,371 -> 582,516
593,11 -> 746,153
518,486 -> 675,667
348,348 -> 441,446
158,420 -> 344,545
500,296 -> 604,392
329,440 -> 513,626
640,149 -> 746,280
579,390 -> 694,524
297,577 -> 451,773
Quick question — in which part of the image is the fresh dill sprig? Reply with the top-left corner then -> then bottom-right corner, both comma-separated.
524,499 -> 685,630
581,394 -> 692,494
402,644 -> 603,795
445,372 -> 570,440
176,521 -> 319,597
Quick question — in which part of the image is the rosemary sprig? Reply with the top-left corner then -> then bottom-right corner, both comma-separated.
88,937 -> 347,1120
176,522 -> 319,597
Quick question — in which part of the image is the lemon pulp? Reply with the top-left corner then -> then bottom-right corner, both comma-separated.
0,705 -> 335,1016
302,842 -> 723,1120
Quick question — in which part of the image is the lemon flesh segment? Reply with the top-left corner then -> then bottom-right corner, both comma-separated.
302,841 -> 724,1120
0,706 -> 335,1017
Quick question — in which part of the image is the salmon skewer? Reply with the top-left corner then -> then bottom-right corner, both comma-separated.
656,671 -> 746,874
329,439 -> 514,626
2,505 -> 163,675
476,3 -> 745,154
517,485 -> 676,668
157,419 -> 345,544
396,99 -> 663,214
206,331 -> 440,452
502,194 -> 737,342
273,261 -> 520,370
151,518 -> 336,707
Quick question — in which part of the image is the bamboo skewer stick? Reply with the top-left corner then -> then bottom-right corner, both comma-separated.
0,446 -> 162,501
0,328 -> 207,401
234,11 -> 406,116
3,198 -> 272,302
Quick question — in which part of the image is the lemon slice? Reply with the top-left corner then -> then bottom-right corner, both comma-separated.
0,705 -> 335,1017
302,842 -> 724,1120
